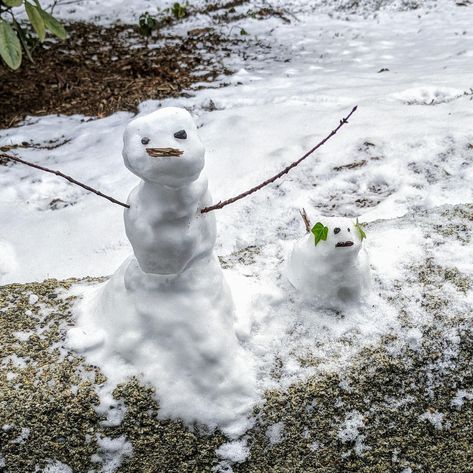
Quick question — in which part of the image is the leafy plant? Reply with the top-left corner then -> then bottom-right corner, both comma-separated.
0,0 -> 66,70
138,11 -> 157,38
355,218 -> 366,241
311,222 -> 329,246
170,2 -> 187,20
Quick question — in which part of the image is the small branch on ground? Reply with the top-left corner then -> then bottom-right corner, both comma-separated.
0,153 -> 130,209
201,106 -> 357,213
299,208 -> 311,233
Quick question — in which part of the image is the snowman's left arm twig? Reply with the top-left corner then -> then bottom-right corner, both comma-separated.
0,152 -> 130,209
201,106 -> 357,214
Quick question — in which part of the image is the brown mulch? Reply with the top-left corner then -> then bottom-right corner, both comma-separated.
0,21 -> 245,128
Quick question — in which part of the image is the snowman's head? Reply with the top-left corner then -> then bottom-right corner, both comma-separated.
123,107 -> 205,187
310,216 -> 365,259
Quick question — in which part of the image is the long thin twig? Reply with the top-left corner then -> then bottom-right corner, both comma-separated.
0,153 -> 130,209
201,106 -> 357,213
299,208 -> 311,233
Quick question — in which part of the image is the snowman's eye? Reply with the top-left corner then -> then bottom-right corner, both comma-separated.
347,228 -> 351,232
174,130 -> 187,140
141,137 -> 150,145
334,228 -> 341,234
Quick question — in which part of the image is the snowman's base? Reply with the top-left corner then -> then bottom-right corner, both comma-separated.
67,254 -> 256,436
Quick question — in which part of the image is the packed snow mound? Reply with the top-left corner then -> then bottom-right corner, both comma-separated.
0,240 -> 17,282
67,107 -> 256,437
286,216 -> 370,308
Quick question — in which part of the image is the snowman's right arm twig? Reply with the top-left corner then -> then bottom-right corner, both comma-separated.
0,153 -> 130,209
200,105 -> 357,214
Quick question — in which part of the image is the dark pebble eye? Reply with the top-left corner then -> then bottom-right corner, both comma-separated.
174,129 -> 187,140
141,137 -> 150,145
347,228 -> 351,232
334,227 -> 340,234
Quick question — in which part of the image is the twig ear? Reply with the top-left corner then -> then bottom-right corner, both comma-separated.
299,208 -> 311,233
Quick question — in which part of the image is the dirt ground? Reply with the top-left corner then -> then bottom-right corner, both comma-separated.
0,0 -> 294,128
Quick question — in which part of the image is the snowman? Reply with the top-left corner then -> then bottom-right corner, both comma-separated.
286,216 -> 370,308
67,107 -> 255,436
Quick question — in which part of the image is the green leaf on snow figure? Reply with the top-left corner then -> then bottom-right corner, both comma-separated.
355,218 -> 366,241
311,222 -> 329,246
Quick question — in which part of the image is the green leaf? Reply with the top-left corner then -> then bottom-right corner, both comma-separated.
38,7 -> 67,40
12,18 -> 34,63
0,19 -> 22,69
3,0 -> 23,7
25,1 -> 45,42
355,218 -> 366,241
240,28 -> 248,35
311,222 -> 329,246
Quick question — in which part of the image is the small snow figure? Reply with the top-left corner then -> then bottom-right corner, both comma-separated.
67,107 -> 255,436
286,216 -> 370,307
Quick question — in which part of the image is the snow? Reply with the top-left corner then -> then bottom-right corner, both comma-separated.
286,216 -> 370,307
266,421 -> 285,445
39,461 -> 73,473
419,410 -> 445,430
451,389 -> 473,409
337,410 -> 368,456
95,435 -> 133,473
216,439 -> 250,463
0,239 -> 17,283
1,0 -> 472,448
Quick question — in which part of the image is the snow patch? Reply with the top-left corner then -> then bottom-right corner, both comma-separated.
419,410 -> 445,430
451,389 -> 473,409
216,439 -> 250,463
266,422 -> 285,445
337,410 -> 367,456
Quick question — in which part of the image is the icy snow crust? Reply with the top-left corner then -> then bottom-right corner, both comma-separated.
1,0 -> 473,440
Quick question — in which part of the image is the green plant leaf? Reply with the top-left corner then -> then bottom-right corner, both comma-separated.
3,0 -> 23,7
12,18 -> 34,63
355,218 -> 366,241
311,222 -> 329,246
25,1 -> 45,42
0,19 -> 22,69
38,7 -> 67,40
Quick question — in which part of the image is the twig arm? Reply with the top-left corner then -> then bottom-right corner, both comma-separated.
201,106 -> 357,213
0,153 -> 130,209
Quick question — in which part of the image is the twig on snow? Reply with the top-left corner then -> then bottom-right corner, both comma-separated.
0,152 -> 130,209
200,106 -> 357,214
299,208 -> 311,233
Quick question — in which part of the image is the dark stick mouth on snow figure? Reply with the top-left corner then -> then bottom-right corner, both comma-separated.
146,147 -> 184,158
335,241 -> 354,248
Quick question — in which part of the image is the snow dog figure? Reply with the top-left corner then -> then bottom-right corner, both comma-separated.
69,108 -> 255,436
287,216 -> 370,308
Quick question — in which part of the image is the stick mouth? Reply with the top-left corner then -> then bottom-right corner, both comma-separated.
335,241 -> 354,248
146,147 -> 183,158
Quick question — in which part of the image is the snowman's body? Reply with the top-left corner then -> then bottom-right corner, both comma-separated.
68,107 -> 255,435
125,173 -> 215,274
287,216 -> 370,307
